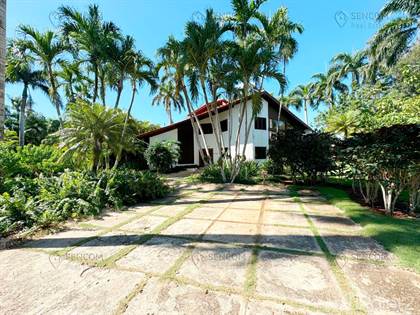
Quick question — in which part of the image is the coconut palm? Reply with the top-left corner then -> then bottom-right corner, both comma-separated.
58,4 -> 120,103
324,108 -> 359,138
330,51 -> 367,91
5,44 -> 49,146
289,83 -> 316,125
369,0 -> 419,67
17,25 -> 66,124
152,81 -> 184,125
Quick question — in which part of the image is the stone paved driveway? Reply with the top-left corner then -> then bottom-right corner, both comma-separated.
1,183 -> 419,315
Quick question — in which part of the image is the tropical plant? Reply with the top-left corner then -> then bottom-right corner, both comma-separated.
289,83 -> 316,124
58,4 -> 120,103
17,25 -> 66,124
5,43 -> 49,146
56,101 -> 138,171
144,140 -> 181,173
330,51 -> 368,91
369,0 -> 419,67
152,81 -> 184,125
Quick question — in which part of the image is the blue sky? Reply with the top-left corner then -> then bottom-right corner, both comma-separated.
6,0 -> 387,127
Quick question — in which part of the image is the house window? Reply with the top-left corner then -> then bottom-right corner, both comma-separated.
220,119 -> 228,132
200,123 -> 213,134
255,117 -> 267,130
270,119 -> 285,130
255,146 -> 267,159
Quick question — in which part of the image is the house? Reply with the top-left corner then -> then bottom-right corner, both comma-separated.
139,91 -> 311,166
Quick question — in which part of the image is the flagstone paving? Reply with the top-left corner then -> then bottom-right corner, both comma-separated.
1,183 -> 419,315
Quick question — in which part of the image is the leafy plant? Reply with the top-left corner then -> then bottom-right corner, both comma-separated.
144,140 -> 180,173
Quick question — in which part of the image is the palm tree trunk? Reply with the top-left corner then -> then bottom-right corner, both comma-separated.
166,107 -> 173,125
93,63 -> 99,103
47,64 -> 63,127
19,85 -> 28,147
114,82 -> 123,108
0,0 -> 5,140
113,81 -> 136,169
304,100 -> 308,125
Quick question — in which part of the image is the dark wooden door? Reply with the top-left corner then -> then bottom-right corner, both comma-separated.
177,123 -> 194,164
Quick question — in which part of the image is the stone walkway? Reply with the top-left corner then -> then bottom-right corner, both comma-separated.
1,183 -> 419,315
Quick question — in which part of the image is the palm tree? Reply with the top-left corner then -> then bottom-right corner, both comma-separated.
289,83 -> 316,125
17,25 -> 66,124
225,0 -> 267,41
369,0 -> 419,67
257,7 -> 303,125
152,81 -> 184,125
157,36 -> 211,165
105,35 -> 136,108
58,4 -> 120,103
58,61 -> 91,103
311,68 -> 348,107
330,51 -> 367,91
324,108 -> 359,138
5,43 -> 49,146
57,101 -> 136,171
183,9 -> 229,159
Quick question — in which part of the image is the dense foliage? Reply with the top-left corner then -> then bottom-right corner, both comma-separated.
338,124 -> 420,214
269,130 -> 335,184
199,160 -> 261,184
144,140 -> 181,173
0,140 -> 168,236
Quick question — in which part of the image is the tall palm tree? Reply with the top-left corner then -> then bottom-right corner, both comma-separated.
17,25 -> 66,124
311,68 -> 348,107
330,51 -> 367,91
152,81 -> 184,125
289,83 -> 316,125
183,9 -> 229,159
5,44 -> 49,146
225,0 -> 267,42
105,35 -> 136,108
369,0 -> 419,67
157,36 -> 211,164
58,4 -> 120,103
257,7 -> 303,125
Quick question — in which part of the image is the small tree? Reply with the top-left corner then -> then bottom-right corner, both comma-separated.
144,140 -> 180,173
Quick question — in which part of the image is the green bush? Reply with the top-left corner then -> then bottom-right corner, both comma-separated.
144,140 -> 180,173
200,160 -> 260,184
105,168 -> 169,207
0,168 -> 169,237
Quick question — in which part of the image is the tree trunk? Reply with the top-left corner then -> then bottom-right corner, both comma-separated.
0,0 -> 5,140
47,64 -> 63,127
19,85 -> 28,147
166,107 -> 173,125
304,100 -> 308,125
114,83 -> 123,108
93,63 -> 99,103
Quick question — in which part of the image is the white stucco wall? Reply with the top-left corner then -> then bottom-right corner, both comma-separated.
149,128 -> 178,144
193,99 -> 270,164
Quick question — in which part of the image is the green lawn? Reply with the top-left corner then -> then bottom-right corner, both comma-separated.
317,186 -> 420,273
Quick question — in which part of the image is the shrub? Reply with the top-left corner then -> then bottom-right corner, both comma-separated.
269,130 -> 335,184
200,160 -> 260,184
144,140 -> 180,173
0,192 -> 36,235
105,168 -> 169,207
